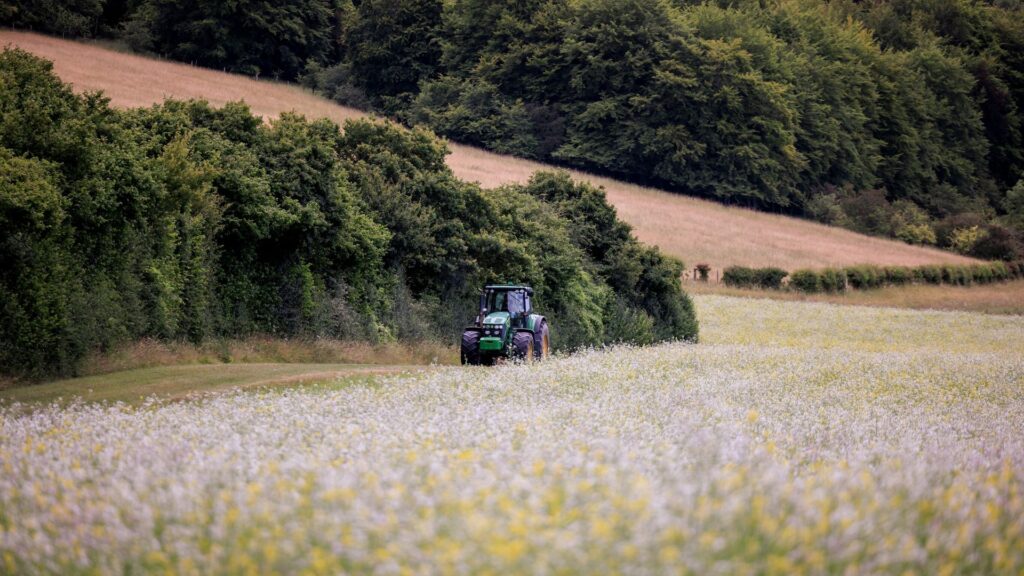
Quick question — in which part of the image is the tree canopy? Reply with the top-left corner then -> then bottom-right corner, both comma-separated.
6,0 -> 1023,257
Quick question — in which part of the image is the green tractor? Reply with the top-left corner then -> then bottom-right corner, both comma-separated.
461,284 -> 550,365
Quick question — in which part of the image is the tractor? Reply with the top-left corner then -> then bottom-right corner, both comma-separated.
461,284 -> 550,365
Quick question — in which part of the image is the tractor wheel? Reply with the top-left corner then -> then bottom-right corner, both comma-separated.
461,330 -> 481,365
512,331 -> 534,363
533,321 -> 550,361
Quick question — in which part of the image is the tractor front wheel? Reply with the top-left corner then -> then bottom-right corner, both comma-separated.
461,330 -> 481,365
513,331 -> 534,363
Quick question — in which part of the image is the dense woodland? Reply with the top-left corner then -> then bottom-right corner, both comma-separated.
4,0 -> 1024,259
0,49 -> 697,377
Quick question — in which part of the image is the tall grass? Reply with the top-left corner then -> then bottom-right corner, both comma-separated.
76,337 -> 457,378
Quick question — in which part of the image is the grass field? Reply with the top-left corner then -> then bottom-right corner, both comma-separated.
2,295 -> 1022,573
0,363 -> 425,406
0,30 -> 977,276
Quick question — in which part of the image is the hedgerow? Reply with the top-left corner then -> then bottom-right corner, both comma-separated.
783,262 -> 1024,293
0,50 -> 698,378
722,266 -> 788,290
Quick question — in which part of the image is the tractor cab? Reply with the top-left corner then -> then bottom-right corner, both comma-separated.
479,285 -> 533,326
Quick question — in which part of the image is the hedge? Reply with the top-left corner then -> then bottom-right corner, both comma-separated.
720,261 -> 1023,293
722,266 -> 757,289
789,270 -> 822,293
820,269 -> 847,293
722,266 -> 789,290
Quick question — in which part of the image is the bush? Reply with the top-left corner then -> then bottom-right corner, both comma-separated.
722,266 -> 757,289
845,265 -> 883,289
789,270 -> 822,293
991,262 -> 1010,281
883,266 -> 913,286
919,265 -> 943,284
1009,261 -> 1024,278
970,224 -> 1024,261
941,265 -> 970,286
820,269 -> 847,293
754,267 -> 788,290
970,264 -> 992,284
722,266 -> 787,290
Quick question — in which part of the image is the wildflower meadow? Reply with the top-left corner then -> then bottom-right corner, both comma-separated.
2,296 -> 1023,574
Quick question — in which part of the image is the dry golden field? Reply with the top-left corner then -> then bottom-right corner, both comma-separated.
1,30 -> 977,274
687,278 -> 1024,315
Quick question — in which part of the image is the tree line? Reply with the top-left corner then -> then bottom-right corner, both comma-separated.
5,0 -> 1023,259
0,49 -> 697,378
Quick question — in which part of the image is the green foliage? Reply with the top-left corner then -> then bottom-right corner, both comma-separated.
341,0 -> 443,112
949,225 -> 987,255
1006,179 -> 1024,222
768,261 -> 1023,294
409,77 -> 540,158
124,0 -> 337,79
883,266 -> 913,286
515,172 -> 698,343
722,266 -> 788,290
820,269 -> 847,293
722,266 -> 757,289
1,0 -> 106,36
788,270 -> 822,293
8,0 -> 1024,251
919,265 -> 944,284
844,265 -> 884,290
0,49 -> 698,377
755,267 -> 788,290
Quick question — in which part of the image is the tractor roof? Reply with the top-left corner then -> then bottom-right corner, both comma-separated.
484,284 -> 533,293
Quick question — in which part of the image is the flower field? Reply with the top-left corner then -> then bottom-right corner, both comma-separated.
2,296 -> 1023,574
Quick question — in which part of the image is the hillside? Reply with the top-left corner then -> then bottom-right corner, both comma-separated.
0,31 -> 976,274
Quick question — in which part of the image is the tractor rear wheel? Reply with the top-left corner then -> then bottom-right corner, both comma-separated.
461,330 -> 481,365
534,321 -> 550,361
512,331 -> 534,362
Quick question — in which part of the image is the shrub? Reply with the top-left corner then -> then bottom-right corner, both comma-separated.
919,265 -> 943,284
942,265 -> 969,286
722,266 -> 757,289
950,226 -> 987,255
991,262 -> 1010,281
845,265 -> 883,289
970,264 -> 992,284
722,266 -> 788,290
820,269 -> 847,293
789,270 -> 822,293
969,225 -> 1024,261
754,267 -> 788,290
883,266 -> 913,286
1009,261 -> 1024,278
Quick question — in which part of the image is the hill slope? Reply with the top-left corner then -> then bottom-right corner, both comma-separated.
0,31 -> 976,273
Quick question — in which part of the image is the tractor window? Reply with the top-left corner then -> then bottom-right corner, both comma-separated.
507,291 -> 525,315
487,291 -> 507,312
